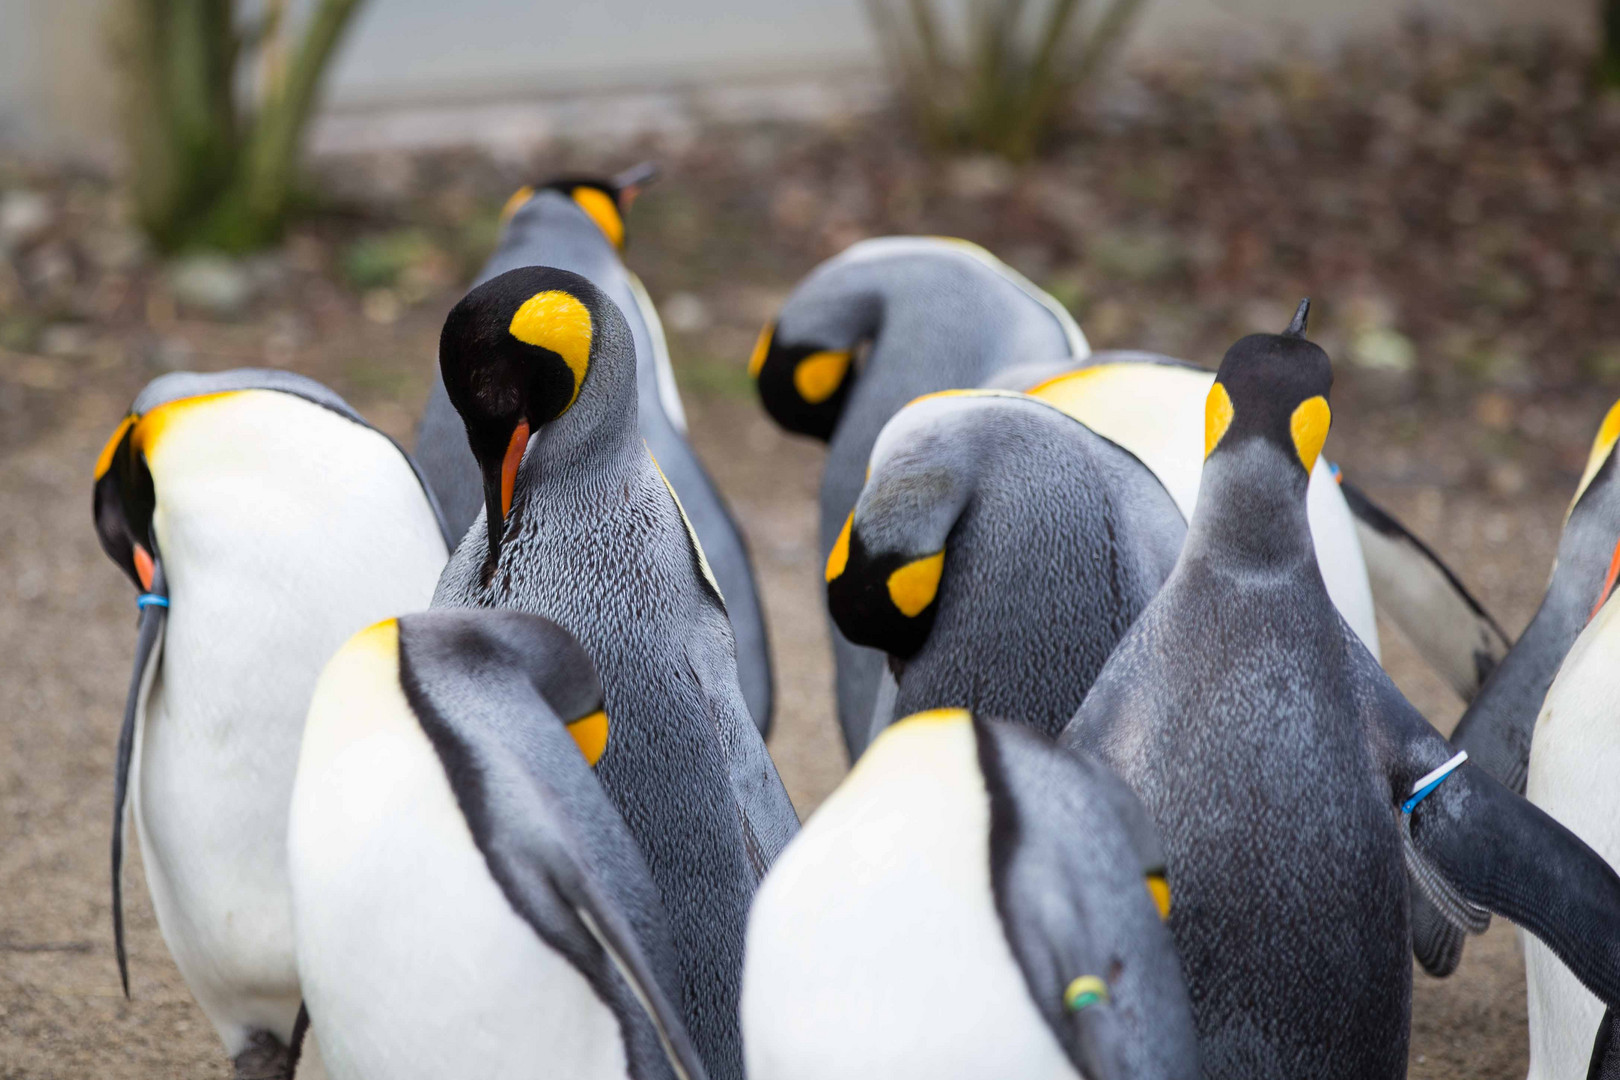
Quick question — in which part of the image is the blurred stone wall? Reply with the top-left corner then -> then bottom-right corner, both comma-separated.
1,0 -> 1595,157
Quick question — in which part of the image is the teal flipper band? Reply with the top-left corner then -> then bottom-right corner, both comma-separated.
136,593 -> 169,610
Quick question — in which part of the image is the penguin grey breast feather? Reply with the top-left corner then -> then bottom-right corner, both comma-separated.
826,390 -> 1184,739
1061,318 -> 1620,1080
430,265 -> 797,1080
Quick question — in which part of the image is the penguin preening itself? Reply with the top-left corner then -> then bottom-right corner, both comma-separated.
1059,306 -> 1620,1080
1409,395 -> 1620,976
414,164 -> 775,736
289,610 -> 709,1080
750,236 -> 1090,754
92,370 -> 451,1080
742,708 -> 1198,1080
825,388 -> 1185,743
432,266 -> 798,1080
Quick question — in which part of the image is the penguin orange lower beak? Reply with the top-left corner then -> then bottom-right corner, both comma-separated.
482,421 -> 531,575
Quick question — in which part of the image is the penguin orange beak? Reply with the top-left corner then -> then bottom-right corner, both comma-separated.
1588,533 -> 1620,624
482,421 -> 531,574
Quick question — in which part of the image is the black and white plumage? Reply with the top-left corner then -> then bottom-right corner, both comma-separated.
431,265 -> 797,1080
824,389 -> 1185,743
414,167 -> 775,735
750,236 -> 1090,755
289,610 -> 708,1080
1059,312 -> 1620,1080
91,369 -> 450,1079
743,708 -> 1197,1080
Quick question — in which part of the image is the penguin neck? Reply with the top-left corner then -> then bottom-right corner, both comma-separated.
526,387 -> 642,495
1184,441 -> 1318,580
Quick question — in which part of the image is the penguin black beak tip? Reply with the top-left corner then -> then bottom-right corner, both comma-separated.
1284,298 -> 1311,338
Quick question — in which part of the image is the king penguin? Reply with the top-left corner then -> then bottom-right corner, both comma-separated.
1410,394 -> 1620,975
431,265 -> 798,1080
91,369 -> 451,1080
288,609 -> 709,1080
1058,304 -> 1620,1080
414,164 -> 775,735
749,236 -> 1089,753
742,707 -> 1198,1080
824,389 -> 1185,746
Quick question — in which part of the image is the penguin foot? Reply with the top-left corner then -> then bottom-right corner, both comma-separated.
233,1031 -> 296,1080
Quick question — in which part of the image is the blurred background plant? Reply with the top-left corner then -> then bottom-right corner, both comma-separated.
866,0 -> 1147,159
112,0 -> 367,253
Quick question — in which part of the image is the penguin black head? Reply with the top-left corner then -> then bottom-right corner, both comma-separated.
748,322 -> 858,442
1203,299 -> 1333,480
94,413 -> 160,595
499,162 -> 660,249
439,266 -> 624,572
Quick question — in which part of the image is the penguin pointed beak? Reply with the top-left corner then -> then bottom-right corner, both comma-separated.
482,421 -> 531,575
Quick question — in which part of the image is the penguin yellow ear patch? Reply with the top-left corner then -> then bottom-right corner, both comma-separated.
1290,395 -> 1331,473
95,414 -> 137,480
748,324 -> 774,379
887,551 -> 944,617
572,186 -> 625,248
1572,397 -> 1620,510
793,350 -> 852,405
1146,874 -> 1171,920
567,709 -> 609,766
1204,382 -> 1234,459
509,290 -> 593,413
499,185 -> 535,226
826,512 -> 854,582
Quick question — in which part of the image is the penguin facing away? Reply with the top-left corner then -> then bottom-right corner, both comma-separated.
1411,394 -> 1620,975
289,610 -> 709,1080
1521,510 -> 1620,1080
1059,306 -> 1620,1080
431,266 -> 798,1080
750,236 -> 1090,754
742,708 -> 1197,1080
92,369 -> 451,1079
413,164 -> 776,736
824,388 -> 1185,745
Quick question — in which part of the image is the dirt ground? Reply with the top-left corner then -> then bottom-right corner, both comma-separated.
6,26 -> 1620,1077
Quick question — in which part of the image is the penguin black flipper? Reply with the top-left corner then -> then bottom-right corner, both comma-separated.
110,564 -> 166,998
396,611 -> 709,1080
1339,476 -> 1510,702
973,719 -> 1197,1080
1376,654 -> 1620,1008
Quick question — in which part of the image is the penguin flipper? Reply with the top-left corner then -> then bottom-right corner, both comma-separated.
1404,758 -> 1620,1009
1408,894 -> 1466,977
1591,1008 -> 1620,1080
1339,477 -> 1511,702
112,572 -> 167,998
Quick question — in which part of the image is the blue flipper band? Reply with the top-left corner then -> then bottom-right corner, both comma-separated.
1401,750 -> 1468,815
136,594 -> 169,610
1327,461 -> 1342,481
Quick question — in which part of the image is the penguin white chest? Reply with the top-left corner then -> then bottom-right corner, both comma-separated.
288,625 -> 631,1080
741,714 -> 1077,1080
1524,602 -> 1620,1080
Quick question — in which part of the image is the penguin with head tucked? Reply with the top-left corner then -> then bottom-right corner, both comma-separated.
1409,396 -> 1620,976
751,236 -> 1090,754
414,164 -> 775,736
289,609 -> 709,1080
742,707 -> 1197,1080
1059,304 -> 1620,1080
825,388 -> 1185,743
431,266 -> 798,1080
92,369 -> 451,1080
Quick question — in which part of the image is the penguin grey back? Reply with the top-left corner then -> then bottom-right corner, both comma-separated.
825,390 -> 1184,742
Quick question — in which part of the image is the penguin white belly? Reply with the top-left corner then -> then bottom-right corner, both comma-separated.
289,630 -> 631,1080
132,391 -> 447,1054
1523,602 -> 1620,1080
742,714 -> 1078,1080
1028,363 -> 1379,656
